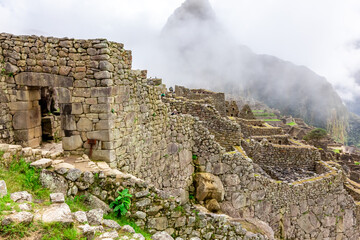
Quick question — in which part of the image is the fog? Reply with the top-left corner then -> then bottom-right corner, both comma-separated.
1,0 -> 360,114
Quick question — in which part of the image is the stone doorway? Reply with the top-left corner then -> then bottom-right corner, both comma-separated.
11,72 -> 73,148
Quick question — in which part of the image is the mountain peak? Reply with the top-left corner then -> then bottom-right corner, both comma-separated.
163,0 -> 216,31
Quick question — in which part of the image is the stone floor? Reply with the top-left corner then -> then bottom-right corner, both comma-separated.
261,166 -> 317,182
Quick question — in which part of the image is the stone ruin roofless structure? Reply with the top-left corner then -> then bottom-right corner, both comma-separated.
0,33 -> 360,239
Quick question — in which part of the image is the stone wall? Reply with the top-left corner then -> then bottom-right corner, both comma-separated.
226,101 -> 240,117
237,119 -> 283,138
0,143 -> 268,239
241,139 -> 321,170
200,150 -> 360,239
164,97 -> 242,151
174,85 -> 226,116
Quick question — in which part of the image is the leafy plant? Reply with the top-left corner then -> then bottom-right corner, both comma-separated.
355,161 -> 360,166
286,121 -> 297,126
109,189 -> 132,216
192,155 -> 198,160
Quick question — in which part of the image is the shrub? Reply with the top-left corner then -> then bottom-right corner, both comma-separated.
303,128 -> 327,141
109,189 -> 132,216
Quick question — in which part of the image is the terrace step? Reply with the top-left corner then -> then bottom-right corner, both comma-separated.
345,178 -> 360,201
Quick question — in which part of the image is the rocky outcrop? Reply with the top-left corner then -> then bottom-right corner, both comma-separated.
193,172 -> 224,202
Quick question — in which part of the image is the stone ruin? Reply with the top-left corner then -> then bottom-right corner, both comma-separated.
0,33 -> 360,239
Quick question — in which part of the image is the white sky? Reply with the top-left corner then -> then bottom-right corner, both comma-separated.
1,0 -> 360,102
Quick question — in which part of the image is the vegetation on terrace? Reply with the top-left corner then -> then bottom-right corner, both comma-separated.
0,153 -> 151,240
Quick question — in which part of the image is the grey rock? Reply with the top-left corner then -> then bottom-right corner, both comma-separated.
10,191 -> 32,203
30,158 -> 53,168
85,194 -> 111,213
50,193 -> 65,203
18,203 -> 32,211
0,180 -> 7,197
103,219 -> 121,229
66,168 -> 82,181
74,211 -> 88,223
133,233 -> 146,240
2,211 -> 33,226
134,211 -> 146,219
151,231 -> 174,240
83,171 -> 94,184
99,231 -> 119,239
122,225 -> 135,233
42,203 -> 73,224
40,170 -> 68,194
86,208 -> 104,226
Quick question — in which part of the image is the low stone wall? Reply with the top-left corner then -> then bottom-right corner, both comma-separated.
165,98 -> 242,151
201,150 -> 360,239
0,143 -> 268,239
251,135 -> 290,145
241,139 -> 320,170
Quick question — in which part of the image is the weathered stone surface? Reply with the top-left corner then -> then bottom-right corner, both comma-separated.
30,158 -> 53,168
2,211 -> 33,226
148,217 -> 168,231
99,61 -> 114,71
98,231 -> 118,239
151,231 -> 174,240
0,180 -> 7,197
74,211 -> 88,223
62,135 -> 83,150
10,191 -> 33,203
94,71 -> 111,79
78,224 -> 104,239
297,212 -> 320,233
18,203 -> 32,211
77,118 -> 93,131
15,72 -> 72,88
122,225 -> 135,233
40,170 -> 68,194
66,168 -> 82,181
50,193 -> 65,203
103,219 -> 121,230
85,194 -> 111,213
42,203 -> 73,224
206,199 -> 221,212
86,208 -> 104,226
194,173 -> 224,202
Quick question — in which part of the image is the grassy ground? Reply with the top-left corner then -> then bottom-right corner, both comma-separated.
0,154 -> 152,240
286,121 -> 297,126
263,119 -> 281,122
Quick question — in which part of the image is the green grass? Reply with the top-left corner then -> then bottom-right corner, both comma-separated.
0,157 -> 51,200
286,121 -> 297,126
104,213 -> 152,240
263,119 -> 281,122
0,222 -> 86,240
332,149 -> 341,154
65,195 -> 91,212
252,110 -> 264,113
253,112 -> 275,117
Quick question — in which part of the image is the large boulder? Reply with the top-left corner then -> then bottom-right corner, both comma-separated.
40,170 -> 68,194
42,203 -> 73,224
85,194 -> 111,213
50,193 -> 65,203
0,180 -> 7,197
10,191 -> 33,203
2,211 -> 34,225
193,173 -> 224,202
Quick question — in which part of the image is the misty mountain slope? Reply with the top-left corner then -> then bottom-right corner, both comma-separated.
158,0 -> 349,141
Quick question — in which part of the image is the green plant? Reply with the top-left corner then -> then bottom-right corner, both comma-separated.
111,108 -> 115,113
355,161 -> 360,166
109,189 -> 132,216
152,113 -> 156,117
303,128 -> 327,141
163,154 -> 169,158
192,155 -> 198,160
189,194 -> 195,200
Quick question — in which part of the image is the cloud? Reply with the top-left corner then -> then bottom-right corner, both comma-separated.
0,0 -> 360,110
